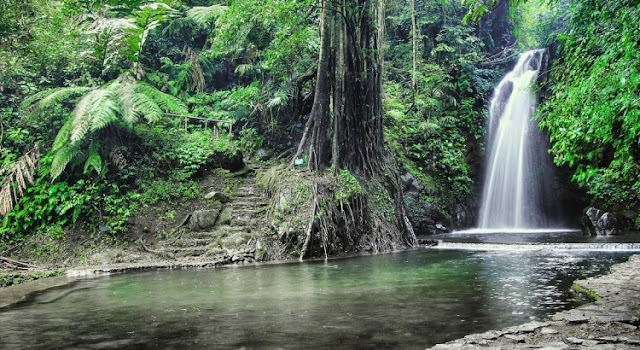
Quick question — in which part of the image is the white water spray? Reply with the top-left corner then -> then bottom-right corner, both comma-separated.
479,49 -> 550,229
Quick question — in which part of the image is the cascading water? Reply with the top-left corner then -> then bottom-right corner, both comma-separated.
479,49 -> 554,229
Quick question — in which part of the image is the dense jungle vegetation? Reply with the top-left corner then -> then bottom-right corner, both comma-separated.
0,0 -> 638,257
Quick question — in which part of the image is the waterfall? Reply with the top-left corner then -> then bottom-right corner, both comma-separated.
479,49 -> 553,229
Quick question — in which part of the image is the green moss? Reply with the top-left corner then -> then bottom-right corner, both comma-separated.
571,283 -> 601,301
364,180 -> 396,222
0,269 -> 67,288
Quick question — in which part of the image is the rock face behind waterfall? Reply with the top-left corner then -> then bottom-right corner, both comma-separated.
581,207 -> 619,235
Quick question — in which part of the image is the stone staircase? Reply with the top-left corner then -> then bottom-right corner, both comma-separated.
152,166 -> 272,264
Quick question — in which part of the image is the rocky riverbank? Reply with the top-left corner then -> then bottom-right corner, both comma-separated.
429,254 -> 640,349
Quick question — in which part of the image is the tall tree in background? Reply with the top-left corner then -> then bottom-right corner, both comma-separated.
411,0 -> 418,95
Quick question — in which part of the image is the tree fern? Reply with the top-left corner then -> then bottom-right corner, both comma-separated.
50,143 -> 81,180
20,87 -> 92,117
83,141 -> 103,176
70,88 -> 119,143
21,74 -> 189,180
187,5 -> 228,26
134,81 -> 187,115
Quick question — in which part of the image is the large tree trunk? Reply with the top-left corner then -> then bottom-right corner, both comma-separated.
294,0 -> 416,257
294,0 -> 387,175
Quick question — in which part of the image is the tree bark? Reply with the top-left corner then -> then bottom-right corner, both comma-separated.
411,0 -> 418,94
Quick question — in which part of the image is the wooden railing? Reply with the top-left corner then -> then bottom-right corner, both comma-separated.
164,113 -> 232,137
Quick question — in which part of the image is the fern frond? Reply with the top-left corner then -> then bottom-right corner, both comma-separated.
71,88 -> 119,143
20,87 -> 92,116
50,143 -> 81,180
83,142 -> 103,175
134,81 -> 188,115
187,5 -> 228,26
132,91 -> 163,123
0,146 -> 41,216
113,81 -> 163,123
235,64 -> 256,77
111,81 -> 142,124
52,118 -> 73,152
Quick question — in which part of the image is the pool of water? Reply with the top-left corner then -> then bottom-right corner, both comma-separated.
0,249 -> 632,349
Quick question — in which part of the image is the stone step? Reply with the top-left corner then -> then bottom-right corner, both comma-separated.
160,238 -> 212,248
233,191 -> 265,199
184,231 -> 220,239
164,246 -> 210,257
233,200 -> 269,207
231,208 -> 262,216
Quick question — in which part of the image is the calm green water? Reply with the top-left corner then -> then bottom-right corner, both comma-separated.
0,249 -> 630,349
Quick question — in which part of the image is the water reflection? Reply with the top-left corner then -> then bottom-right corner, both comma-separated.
0,250 -> 630,349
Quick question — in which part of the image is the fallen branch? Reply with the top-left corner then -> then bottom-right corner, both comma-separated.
0,256 -> 41,270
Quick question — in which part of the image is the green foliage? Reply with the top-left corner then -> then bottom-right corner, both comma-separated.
538,0 -> 640,212
334,169 -> 364,204
462,0 -> 559,23
509,0 -> 564,49
571,282 -> 601,301
0,176 -> 135,240
186,4 -> 228,26
21,75 -> 188,179
384,0 -> 499,208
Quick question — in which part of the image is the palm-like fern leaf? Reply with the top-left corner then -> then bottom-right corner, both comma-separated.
52,118 -> 74,152
21,87 -> 92,116
21,74 -> 188,180
70,88 -> 119,143
111,80 -> 142,124
83,141 -> 103,175
134,81 -> 188,115
187,5 -> 228,26
50,143 -> 82,180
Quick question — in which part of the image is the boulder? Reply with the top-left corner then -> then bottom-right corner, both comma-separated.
404,196 -> 450,235
400,172 -> 423,195
596,212 -> 618,235
581,207 -> 619,235
188,209 -> 220,231
219,207 -> 232,225
210,149 -> 245,172
204,191 -> 230,203
581,207 -> 602,235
